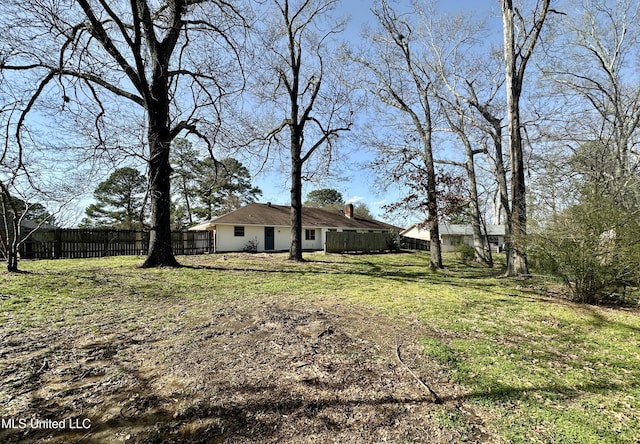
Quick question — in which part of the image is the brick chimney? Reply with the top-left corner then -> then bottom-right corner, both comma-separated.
345,203 -> 354,218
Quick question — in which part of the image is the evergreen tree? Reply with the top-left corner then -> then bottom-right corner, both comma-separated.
170,139 -> 201,229
193,157 -> 262,220
304,188 -> 344,210
81,167 -> 147,230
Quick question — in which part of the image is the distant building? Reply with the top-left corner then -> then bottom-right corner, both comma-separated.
400,224 -> 506,253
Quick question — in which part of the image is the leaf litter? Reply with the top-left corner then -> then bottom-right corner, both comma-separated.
1,298 -> 499,443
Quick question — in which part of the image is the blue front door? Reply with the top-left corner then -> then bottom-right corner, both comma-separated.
265,227 -> 274,250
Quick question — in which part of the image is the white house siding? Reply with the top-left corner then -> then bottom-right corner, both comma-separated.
215,224 -> 315,252
302,228 -> 322,250
215,225 -> 261,252
268,227 -> 285,251
214,225 -> 286,252
214,225 -> 388,253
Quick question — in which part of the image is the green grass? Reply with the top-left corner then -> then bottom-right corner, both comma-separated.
1,251 -> 639,443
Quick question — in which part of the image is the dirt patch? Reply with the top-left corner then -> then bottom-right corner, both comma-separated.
1,300 -> 497,443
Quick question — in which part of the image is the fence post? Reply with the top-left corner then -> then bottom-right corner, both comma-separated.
54,229 -> 61,259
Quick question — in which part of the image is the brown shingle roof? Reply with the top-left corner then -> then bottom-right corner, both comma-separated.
205,203 -> 396,231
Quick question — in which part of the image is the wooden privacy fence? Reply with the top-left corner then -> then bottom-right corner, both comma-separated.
324,231 -> 396,254
20,228 -> 211,259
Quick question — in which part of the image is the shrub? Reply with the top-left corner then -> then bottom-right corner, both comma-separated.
385,230 -> 401,252
243,238 -> 259,253
529,197 -> 640,305
456,244 -> 476,262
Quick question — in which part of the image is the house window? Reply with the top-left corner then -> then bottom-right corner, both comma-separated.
305,229 -> 316,241
234,226 -> 245,237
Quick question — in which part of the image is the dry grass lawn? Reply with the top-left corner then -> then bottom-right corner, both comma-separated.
1,252 -> 638,443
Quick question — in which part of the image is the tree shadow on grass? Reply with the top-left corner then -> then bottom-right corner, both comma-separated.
576,303 -> 640,334
82,385 -> 438,444
440,375 -> 639,443
180,254 -> 501,287
443,379 -> 636,405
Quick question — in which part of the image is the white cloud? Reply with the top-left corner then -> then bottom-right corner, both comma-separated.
372,199 -> 386,206
345,196 -> 363,204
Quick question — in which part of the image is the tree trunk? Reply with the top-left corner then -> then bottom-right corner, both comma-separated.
425,148 -> 443,270
508,122 -> 529,275
141,84 -> 179,267
1,187 -> 20,272
419,88 -> 442,270
141,135 -> 179,268
4,218 -> 20,273
492,131 -> 512,268
468,92 -> 512,268
7,247 -> 18,273
451,128 -> 493,267
6,219 -> 19,273
502,0 -> 529,276
289,136 -> 304,261
428,220 -> 442,270
466,147 -> 493,267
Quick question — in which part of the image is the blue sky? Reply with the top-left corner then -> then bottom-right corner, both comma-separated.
251,0 -> 501,225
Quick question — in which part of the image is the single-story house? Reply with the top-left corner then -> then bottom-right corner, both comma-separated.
400,223 -> 506,253
189,202 -> 397,253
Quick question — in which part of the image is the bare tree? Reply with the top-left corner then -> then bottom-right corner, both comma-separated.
424,10 -> 499,266
437,100 -> 494,266
0,0 -> 248,267
250,0 -> 353,261
353,0 -> 443,270
0,76 -> 80,271
0,180 -> 60,272
0,153 -> 80,271
500,0 -> 555,276
0,177 -> 29,272
545,0 -> 640,179
463,71 -> 510,228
